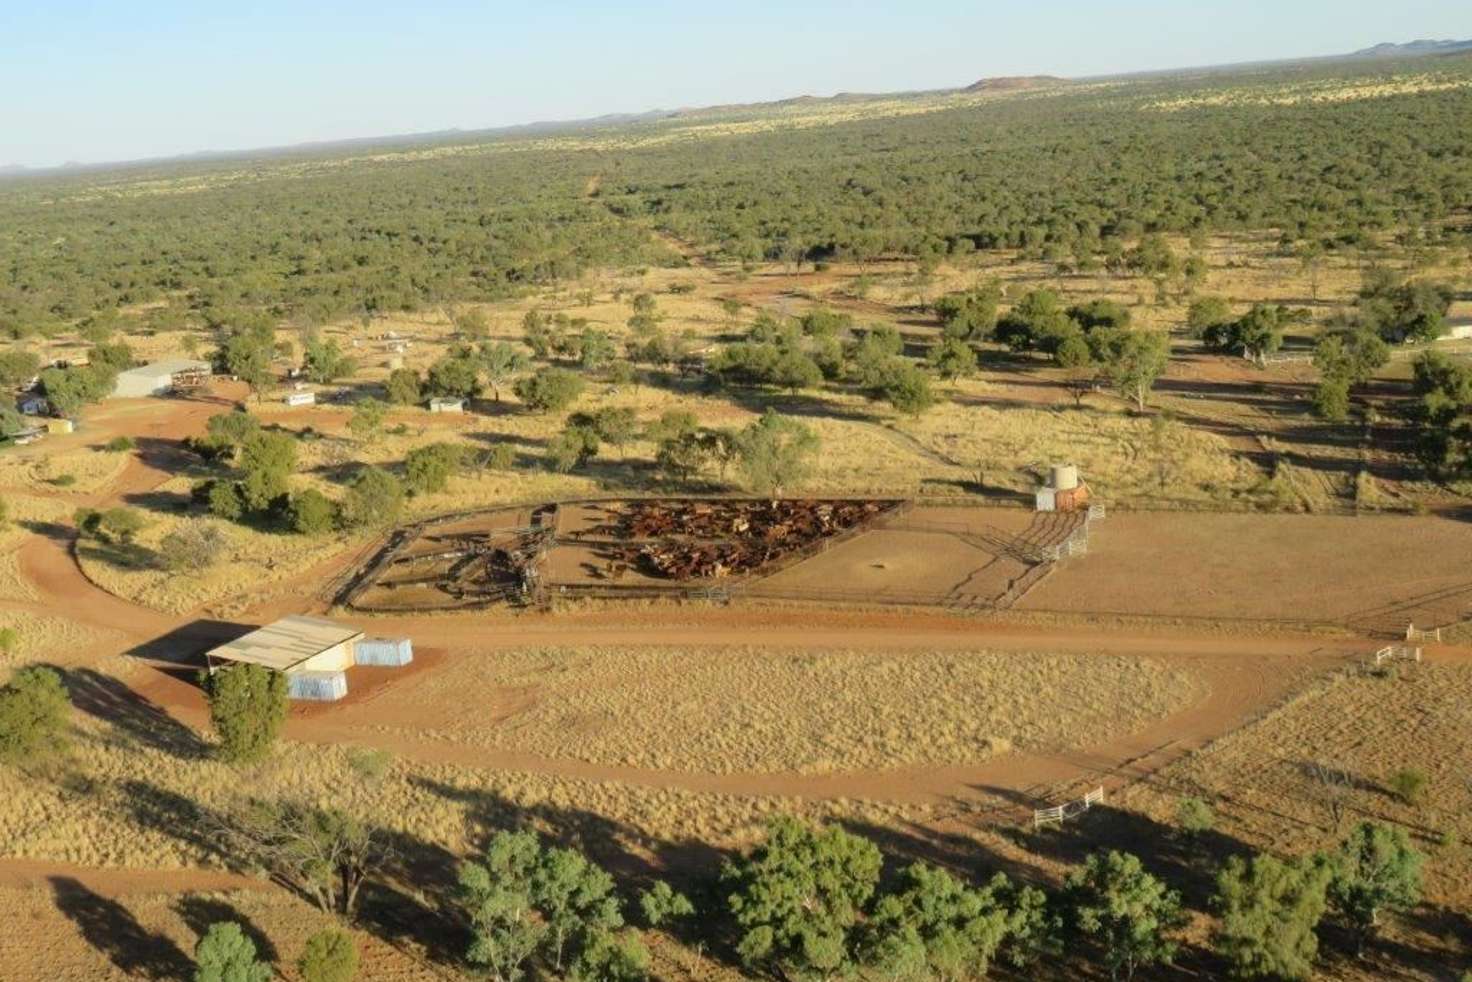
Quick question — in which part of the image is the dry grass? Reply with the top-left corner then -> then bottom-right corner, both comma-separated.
74,494 -> 352,614
1129,662 -> 1472,908
0,448 -> 128,497
371,645 -> 1203,775
0,612 -> 122,670
0,715 -> 924,874
896,402 -> 1262,505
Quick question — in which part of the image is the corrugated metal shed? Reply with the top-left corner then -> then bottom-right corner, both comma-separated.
207,615 -> 365,673
111,359 -> 212,398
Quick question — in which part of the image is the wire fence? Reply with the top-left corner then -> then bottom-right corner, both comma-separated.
1033,786 -> 1105,829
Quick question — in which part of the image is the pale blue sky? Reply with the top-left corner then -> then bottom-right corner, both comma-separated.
2,1 -> 1470,168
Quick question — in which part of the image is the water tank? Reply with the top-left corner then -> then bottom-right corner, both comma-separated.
1051,464 -> 1080,490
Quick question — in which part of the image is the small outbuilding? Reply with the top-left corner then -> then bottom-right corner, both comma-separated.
205,615 -> 414,702
43,418 -> 74,435
111,359 -> 213,399
206,615 -> 364,702
428,396 -> 465,414
18,395 -> 48,416
284,390 -> 316,407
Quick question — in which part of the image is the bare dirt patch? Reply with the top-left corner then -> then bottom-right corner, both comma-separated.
1026,511 -> 1472,631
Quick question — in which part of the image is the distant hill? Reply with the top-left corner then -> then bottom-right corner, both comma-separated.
1350,39 -> 1472,58
964,75 -> 1070,93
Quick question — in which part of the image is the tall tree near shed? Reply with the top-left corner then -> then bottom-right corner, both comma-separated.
204,663 -> 287,764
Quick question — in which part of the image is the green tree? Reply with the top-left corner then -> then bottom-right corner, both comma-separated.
587,407 -> 639,458
347,398 -> 387,442
0,348 -> 40,388
205,664 -> 288,764
877,361 -> 937,415
289,488 -> 338,535
220,800 -> 387,917
770,350 -> 824,393
238,431 -> 298,511
1185,297 -> 1233,339
639,881 -> 695,929
1327,822 -> 1424,956
0,665 -> 72,766
570,930 -> 650,982
302,335 -> 355,383
297,928 -> 358,982
514,367 -> 585,413
404,442 -> 467,494
1064,850 -> 1186,982
1096,331 -> 1170,412
735,410 -> 820,496
579,328 -> 617,372
547,419 -> 601,473
722,816 -> 883,979
194,921 -> 272,982
479,340 -> 528,402
926,337 -> 978,381
339,467 -> 406,528
459,830 -> 547,982
384,367 -> 422,406
534,845 -> 624,973
863,862 -> 1011,981
933,281 -> 1002,341
426,348 -> 483,400
1214,852 -> 1331,980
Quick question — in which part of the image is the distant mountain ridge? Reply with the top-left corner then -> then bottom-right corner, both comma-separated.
1350,39 -> 1472,58
964,75 -> 1070,93
8,38 -> 1472,177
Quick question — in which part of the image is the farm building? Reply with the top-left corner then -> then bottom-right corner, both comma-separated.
17,395 -> 48,416
428,396 -> 465,413
1035,463 -> 1091,513
111,359 -> 213,398
204,615 -> 413,702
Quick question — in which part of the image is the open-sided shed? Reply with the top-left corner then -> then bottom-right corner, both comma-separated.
206,615 -> 365,700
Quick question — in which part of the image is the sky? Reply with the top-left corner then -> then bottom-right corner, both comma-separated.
2,1 -> 1471,168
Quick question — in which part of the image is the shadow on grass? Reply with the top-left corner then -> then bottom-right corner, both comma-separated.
49,875 -> 192,980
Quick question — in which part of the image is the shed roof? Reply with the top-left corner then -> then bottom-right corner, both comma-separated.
117,359 -> 212,380
207,615 -> 364,672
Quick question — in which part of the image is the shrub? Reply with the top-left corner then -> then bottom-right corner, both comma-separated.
1176,796 -> 1215,838
289,488 -> 337,535
514,367 -> 585,413
404,442 -> 467,494
158,519 -> 229,572
339,467 -> 405,529
1387,768 -> 1428,805
103,435 -> 135,452
345,746 -> 393,782
480,443 -> 517,471
1214,852 -> 1331,981
207,480 -> 247,521
639,881 -> 695,928
1327,821 -> 1424,956
194,921 -> 271,982
0,627 -> 16,654
384,367 -> 422,405
298,927 -> 358,982
204,663 -> 287,764
48,474 -> 77,487
0,665 -> 71,765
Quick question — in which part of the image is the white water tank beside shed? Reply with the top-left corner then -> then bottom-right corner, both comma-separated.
354,637 -> 414,667
287,670 -> 348,702
1051,464 -> 1080,491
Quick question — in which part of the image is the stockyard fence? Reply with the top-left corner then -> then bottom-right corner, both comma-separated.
1033,786 -> 1105,829
1371,644 -> 1422,668
1406,624 -> 1442,643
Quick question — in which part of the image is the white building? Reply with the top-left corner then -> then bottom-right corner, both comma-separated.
206,615 -> 364,702
428,396 -> 465,414
110,359 -> 213,399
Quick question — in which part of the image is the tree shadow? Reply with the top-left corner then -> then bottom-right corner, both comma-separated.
118,779 -> 229,864
50,665 -> 209,759
174,894 -> 280,963
49,875 -> 192,980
